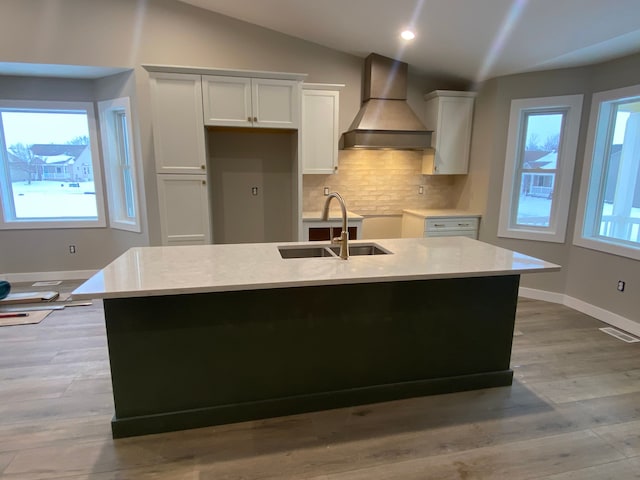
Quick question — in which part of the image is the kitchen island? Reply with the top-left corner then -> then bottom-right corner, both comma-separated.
73,237 -> 559,438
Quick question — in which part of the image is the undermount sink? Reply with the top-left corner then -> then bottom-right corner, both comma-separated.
278,243 -> 391,259
278,246 -> 337,259
329,244 -> 389,256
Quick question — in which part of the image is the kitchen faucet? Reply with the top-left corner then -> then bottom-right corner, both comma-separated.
322,192 -> 349,260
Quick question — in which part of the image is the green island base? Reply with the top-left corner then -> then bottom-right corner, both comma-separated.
103,275 -> 519,438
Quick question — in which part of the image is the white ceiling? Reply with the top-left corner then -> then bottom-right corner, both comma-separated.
178,0 -> 640,82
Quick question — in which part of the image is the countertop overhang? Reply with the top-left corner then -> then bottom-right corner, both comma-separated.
72,237 -> 560,300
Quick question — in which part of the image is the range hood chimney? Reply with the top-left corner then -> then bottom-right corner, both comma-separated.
342,53 -> 431,150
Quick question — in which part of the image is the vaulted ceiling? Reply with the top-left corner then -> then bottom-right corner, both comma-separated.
178,0 -> 640,82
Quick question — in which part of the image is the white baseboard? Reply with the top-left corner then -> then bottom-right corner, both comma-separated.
518,287 -> 565,304
519,286 -> 640,338
563,296 -> 640,338
0,270 -> 96,283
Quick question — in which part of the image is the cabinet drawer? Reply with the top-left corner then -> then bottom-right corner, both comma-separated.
425,217 -> 479,231
425,230 -> 477,239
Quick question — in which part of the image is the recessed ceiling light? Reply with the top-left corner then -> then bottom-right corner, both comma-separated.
401,30 -> 415,41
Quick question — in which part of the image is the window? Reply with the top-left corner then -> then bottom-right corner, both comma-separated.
98,97 -> 141,232
498,95 -> 583,242
0,100 -> 105,229
574,84 -> 640,260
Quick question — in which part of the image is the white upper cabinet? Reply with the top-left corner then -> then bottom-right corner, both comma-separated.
301,86 -> 341,174
422,90 -> 476,175
149,73 -> 207,174
202,75 -> 301,129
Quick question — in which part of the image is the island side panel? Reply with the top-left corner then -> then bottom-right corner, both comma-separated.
103,275 -> 519,437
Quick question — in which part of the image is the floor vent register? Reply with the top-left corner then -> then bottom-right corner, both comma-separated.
599,327 -> 640,343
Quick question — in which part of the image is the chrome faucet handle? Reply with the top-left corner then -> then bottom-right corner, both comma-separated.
321,192 -> 349,260
338,230 -> 349,260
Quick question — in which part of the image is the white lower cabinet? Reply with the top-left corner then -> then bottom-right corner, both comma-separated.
157,174 -> 211,246
402,210 -> 480,239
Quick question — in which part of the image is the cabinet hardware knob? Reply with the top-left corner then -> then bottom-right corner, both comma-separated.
201,165 -> 205,170
202,180 -> 206,185
253,116 -> 258,122
247,116 -> 252,122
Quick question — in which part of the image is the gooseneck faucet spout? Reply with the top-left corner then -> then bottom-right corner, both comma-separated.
322,192 -> 349,260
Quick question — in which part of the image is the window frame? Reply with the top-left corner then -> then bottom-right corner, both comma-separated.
98,97 -> 142,233
0,99 -> 106,229
498,94 -> 583,243
574,84 -> 640,261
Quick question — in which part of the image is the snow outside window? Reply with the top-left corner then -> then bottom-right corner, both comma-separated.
98,97 -> 141,233
0,100 -> 106,229
574,85 -> 640,260
498,95 -> 583,243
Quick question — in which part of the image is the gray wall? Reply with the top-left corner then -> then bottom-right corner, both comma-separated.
0,0 -> 462,275
208,129 -> 296,244
456,54 -> 640,322
0,73 -> 149,273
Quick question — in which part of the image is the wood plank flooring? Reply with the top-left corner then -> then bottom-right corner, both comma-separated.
0,283 -> 639,479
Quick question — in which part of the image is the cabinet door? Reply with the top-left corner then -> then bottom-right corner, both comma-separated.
301,89 -> 339,174
149,73 -> 207,174
202,75 -> 253,127
423,92 -> 475,175
157,174 -> 211,246
307,226 -> 358,241
252,78 -> 300,129
434,96 -> 474,174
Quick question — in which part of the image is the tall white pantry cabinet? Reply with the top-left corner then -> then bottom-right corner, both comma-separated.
149,73 -> 211,246
148,68 -> 304,246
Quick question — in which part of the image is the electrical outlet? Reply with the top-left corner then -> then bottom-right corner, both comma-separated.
418,185 -> 424,195
323,187 -> 330,196
69,245 -> 76,254
617,280 -> 625,292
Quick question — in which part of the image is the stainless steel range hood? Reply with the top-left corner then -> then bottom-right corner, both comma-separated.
342,53 -> 431,150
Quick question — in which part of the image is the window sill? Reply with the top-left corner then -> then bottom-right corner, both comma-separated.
573,236 -> 640,261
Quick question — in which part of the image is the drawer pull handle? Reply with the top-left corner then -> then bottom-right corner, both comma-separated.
434,223 -> 445,227
458,223 -> 470,227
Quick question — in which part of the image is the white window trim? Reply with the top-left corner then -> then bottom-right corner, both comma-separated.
98,97 -> 141,233
573,84 -> 640,261
498,94 -> 583,243
0,99 -> 106,229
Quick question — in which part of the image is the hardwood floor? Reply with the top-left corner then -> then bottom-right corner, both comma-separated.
1,283 -> 639,479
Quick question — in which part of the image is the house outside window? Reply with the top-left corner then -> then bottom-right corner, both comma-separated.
498,95 -> 583,243
0,100 -> 106,229
574,84 -> 640,260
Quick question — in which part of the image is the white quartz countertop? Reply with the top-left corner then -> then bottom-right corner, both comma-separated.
72,237 -> 560,300
303,211 -> 364,221
403,209 -> 482,218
